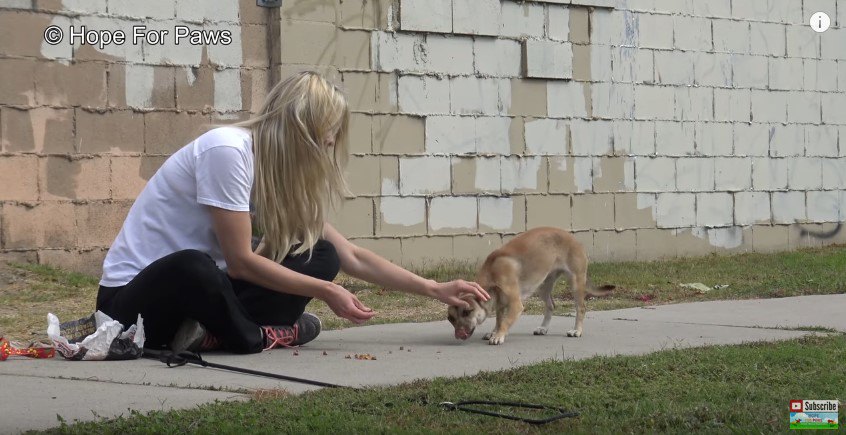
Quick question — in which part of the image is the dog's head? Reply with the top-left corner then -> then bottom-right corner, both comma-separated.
447,294 -> 489,340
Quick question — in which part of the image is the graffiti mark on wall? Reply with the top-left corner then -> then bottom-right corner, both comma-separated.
799,222 -> 843,239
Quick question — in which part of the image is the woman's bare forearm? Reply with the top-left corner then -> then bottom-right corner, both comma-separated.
345,247 -> 437,298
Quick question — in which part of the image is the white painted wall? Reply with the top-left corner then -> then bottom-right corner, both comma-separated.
372,0 -> 846,255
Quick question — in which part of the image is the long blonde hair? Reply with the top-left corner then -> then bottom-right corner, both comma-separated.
236,71 -> 350,261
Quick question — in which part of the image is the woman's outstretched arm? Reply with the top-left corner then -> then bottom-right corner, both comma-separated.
323,223 -> 490,308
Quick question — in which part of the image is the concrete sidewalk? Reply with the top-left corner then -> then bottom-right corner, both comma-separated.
1,294 -> 843,433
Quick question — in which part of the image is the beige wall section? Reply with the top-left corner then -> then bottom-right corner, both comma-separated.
2,0 -> 846,276
0,0 -> 269,275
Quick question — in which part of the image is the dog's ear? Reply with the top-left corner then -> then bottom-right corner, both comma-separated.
454,292 -> 488,312
459,292 -> 478,302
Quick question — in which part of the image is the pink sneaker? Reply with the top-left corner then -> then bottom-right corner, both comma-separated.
262,313 -> 322,350
170,319 -> 221,352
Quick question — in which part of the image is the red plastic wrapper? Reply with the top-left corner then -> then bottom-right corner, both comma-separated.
0,337 -> 55,361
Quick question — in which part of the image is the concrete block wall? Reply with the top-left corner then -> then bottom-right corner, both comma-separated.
334,0 -> 846,268
0,0 -> 269,274
2,0 -> 845,274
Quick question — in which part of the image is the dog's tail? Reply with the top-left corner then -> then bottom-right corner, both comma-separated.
586,279 -> 615,297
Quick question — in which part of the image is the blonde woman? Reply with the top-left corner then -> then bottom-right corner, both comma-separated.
96,72 -> 489,354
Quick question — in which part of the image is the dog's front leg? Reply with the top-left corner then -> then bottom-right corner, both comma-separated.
483,302 -> 507,341
488,295 -> 523,345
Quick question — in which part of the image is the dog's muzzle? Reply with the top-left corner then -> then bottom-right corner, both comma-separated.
454,328 -> 472,340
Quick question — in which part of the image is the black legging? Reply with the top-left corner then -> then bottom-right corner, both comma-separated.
96,240 -> 340,354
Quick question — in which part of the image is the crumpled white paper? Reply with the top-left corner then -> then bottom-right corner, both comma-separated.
47,311 -> 145,361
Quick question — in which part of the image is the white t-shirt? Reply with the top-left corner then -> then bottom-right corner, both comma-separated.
100,126 -> 254,287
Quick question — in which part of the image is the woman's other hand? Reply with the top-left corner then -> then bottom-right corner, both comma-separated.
323,283 -> 376,324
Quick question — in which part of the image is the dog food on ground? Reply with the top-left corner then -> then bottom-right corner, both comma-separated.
345,353 -> 377,360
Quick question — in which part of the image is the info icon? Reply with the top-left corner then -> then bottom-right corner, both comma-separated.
810,12 -> 831,33
790,400 -> 803,412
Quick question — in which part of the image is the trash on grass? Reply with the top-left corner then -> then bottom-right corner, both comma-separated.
47,311 -> 144,361
636,294 -> 655,302
680,283 -> 712,293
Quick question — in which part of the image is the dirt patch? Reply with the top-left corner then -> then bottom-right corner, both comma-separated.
0,262 -> 34,330
0,261 -> 27,288
0,261 -> 98,342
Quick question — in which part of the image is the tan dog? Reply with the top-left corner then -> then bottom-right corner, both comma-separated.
448,227 -> 614,345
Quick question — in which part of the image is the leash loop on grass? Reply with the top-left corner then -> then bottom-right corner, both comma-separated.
439,400 -> 579,425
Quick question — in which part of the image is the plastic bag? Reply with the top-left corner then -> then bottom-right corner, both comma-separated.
47,311 -> 145,361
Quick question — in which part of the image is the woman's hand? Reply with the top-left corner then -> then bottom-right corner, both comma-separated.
323,223 -> 491,308
430,279 -> 490,308
323,283 -> 376,324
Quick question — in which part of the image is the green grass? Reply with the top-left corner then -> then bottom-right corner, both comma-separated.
0,262 -> 99,341
4,246 -> 846,338
42,334 -> 846,434
11,262 -> 100,288
312,245 -> 846,330
589,246 -> 846,302
4,247 -> 844,433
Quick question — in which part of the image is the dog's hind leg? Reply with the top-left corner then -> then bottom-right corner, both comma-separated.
566,269 -> 588,338
534,273 -> 558,336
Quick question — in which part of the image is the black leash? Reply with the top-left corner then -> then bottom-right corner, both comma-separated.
143,349 -> 354,389
440,400 -> 579,425
141,349 -> 577,423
